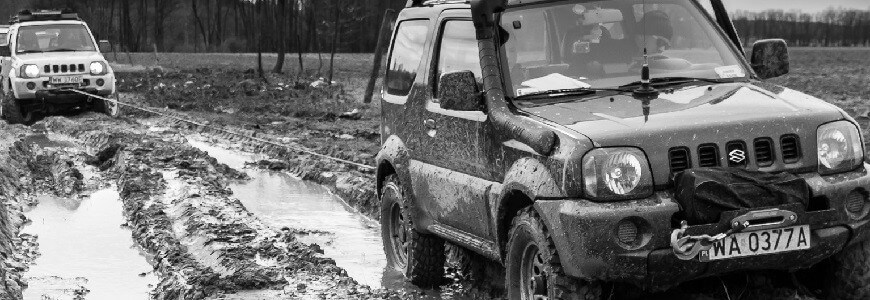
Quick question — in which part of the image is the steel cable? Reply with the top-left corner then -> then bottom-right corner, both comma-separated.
69,89 -> 376,171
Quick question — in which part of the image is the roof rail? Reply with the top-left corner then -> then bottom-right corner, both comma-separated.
406,0 -> 470,7
10,9 -> 80,24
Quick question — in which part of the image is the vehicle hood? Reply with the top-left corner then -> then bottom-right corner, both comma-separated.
520,82 -> 847,185
15,51 -> 105,64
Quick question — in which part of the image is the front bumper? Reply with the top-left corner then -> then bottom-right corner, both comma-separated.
12,74 -> 115,101
534,164 -> 870,289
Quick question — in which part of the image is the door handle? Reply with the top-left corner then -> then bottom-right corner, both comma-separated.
424,119 -> 436,130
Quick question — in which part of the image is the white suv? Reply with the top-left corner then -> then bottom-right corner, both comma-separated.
0,10 -> 118,124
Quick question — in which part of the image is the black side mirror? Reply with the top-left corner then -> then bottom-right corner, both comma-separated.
750,39 -> 790,80
0,44 -> 10,57
438,71 -> 483,112
98,40 -> 111,53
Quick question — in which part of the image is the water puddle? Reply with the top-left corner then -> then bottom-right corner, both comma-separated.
22,189 -> 158,300
186,139 -> 398,289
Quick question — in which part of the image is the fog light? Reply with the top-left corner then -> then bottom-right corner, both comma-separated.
26,82 -> 36,90
96,79 -> 105,87
617,220 -> 639,245
845,190 -> 869,220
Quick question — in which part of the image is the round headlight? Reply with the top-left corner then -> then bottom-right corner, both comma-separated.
583,148 -> 653,201
819,129 -> 848,169
818,121 -> 864,175
23,65 -> 40,78
90,62 -> 105,75
603,152 -> 643,195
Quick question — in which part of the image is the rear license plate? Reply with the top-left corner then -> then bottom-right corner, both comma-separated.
50,76 -> 83,85
700,225 -> 811,261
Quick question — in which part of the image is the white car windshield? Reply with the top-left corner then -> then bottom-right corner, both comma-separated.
16,24 -> 96,53
501,0 -> 747,97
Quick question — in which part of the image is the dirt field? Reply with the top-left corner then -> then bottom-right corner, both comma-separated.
0,48 -> 866,299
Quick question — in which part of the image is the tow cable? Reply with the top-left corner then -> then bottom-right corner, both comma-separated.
69,89 -> 377,171
671,220 -> 747,261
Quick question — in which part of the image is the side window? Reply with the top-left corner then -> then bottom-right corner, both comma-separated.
435,20 -> 482,98
386,20 -> 430,97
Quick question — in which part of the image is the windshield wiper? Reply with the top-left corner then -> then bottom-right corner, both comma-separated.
515,87 -> 632,100
48,48 -> 83,52
16,50 -> 44,54
618,77 -> 739,89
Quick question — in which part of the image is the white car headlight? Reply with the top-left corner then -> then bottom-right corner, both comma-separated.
583,148 -> 654,201
818,121 -> 864,175
90,61 -> 106,75
21,64 -> 39,78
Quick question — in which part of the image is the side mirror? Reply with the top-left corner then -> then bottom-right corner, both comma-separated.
750,39 -> 789,80
438,71 -> 484,112
0,44 -> 10,57
98,40 -> 111,53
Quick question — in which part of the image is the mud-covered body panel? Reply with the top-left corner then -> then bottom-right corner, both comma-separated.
520,82 -> 848,187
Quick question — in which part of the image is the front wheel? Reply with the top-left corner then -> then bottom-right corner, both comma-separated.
380,174 -> 445,288
0,90 -> 25,124
94,93 -> 121,117
506,208 -> 601,300
825,238 -> 870,300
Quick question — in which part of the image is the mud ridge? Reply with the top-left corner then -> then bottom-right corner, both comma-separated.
0,123 -> 92,300
41,115 -> 399,299
141,116 -> 381,221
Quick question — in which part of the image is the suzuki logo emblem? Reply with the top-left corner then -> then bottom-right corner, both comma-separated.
729,149 -> 746,163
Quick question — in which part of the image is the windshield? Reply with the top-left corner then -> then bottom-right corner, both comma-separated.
501,0 -> 747,97
16,24 -> 96,54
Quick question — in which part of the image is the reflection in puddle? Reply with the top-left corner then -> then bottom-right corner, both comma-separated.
22,190 -> 157,300
186,139 -> 397,289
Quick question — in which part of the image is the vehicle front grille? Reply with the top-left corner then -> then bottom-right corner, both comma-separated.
781,135 -> 802,163
44,64 -> 86,74
668,135 -> 803,174
698,144 -> 720,167
754,138 -> 774,167
669,148 -> 690,173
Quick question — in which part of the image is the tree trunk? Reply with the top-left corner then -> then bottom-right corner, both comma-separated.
327,0 -> 343,84
273,0 -> 287,73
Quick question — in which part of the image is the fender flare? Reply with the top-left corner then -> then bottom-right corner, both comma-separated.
491,157 -> 565,259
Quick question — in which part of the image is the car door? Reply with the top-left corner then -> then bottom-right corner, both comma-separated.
409,10 -> 495,241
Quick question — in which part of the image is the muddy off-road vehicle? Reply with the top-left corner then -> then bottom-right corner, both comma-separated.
0,10 -> 118,124
376,0 -> 870,299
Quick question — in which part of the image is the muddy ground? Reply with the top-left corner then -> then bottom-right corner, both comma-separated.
2,49 -> 867,299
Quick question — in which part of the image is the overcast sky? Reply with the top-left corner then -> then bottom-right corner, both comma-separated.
726,0 -> 870,12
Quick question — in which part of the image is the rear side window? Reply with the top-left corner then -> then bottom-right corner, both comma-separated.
386,20 -> 430,97
435,20 -> 482,95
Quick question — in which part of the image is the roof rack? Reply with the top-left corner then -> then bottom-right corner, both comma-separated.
10,9 -> 80,24
406,0 -> 470,7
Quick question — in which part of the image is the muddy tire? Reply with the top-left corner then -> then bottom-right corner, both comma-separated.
826,238 -> 870,300
506,208 -> 601,300
0,90 -> 25,125
94,93 -> 121,117
380,174 -> 445,288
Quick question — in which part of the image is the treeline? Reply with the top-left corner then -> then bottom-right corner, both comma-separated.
5,1 -> 870,55
2,0 -> 407,54
733,8 -> 870,47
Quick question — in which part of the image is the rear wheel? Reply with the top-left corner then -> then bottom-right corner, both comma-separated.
380,174 -> 445,288
94,93 -> 121,117
0,90 -> 25,124
825,238 -> 870,300
506,208 -> 601,300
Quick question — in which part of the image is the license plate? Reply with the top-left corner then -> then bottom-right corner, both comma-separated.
50,76 -> 83,85
700,225 -> 811,261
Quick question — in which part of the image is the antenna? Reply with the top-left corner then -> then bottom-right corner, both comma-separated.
633,0 -> 659,121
